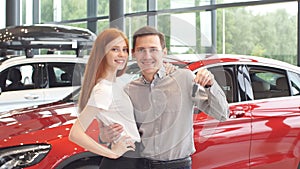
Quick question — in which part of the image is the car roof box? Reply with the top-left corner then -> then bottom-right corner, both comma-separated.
0,24 -> 96,58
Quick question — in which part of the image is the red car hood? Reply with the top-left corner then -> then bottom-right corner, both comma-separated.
0,101 -> 77,147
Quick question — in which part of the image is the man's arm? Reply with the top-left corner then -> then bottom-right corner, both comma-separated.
193,68 -> 229,121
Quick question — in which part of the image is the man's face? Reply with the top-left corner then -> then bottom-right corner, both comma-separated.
133,35 -> 166,77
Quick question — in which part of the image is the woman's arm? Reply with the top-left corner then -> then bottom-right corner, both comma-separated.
69,106 -> 135,159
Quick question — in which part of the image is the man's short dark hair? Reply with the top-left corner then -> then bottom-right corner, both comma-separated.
132,26 -> 166,50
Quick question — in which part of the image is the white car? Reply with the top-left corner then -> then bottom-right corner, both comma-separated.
0,55 -> 88,112
0,24 -> 95,112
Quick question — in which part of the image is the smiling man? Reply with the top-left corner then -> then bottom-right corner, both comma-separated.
121,26 -> 230,169
132,29 -> 166,82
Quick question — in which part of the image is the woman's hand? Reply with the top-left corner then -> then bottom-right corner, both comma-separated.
110,136 -> 136,159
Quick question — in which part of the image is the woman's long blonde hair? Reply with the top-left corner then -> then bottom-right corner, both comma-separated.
78,28 -> 129,112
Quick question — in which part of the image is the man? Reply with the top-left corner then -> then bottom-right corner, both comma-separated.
101,26 -> 229,169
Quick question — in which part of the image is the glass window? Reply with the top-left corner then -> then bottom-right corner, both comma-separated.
157,12 -> 213,54
249,66 -> 290,100
126,16 -> 147,56
47,63 -> 85,88
208,66 -> 236,103
97,19 -> 110,34
27,0 -> 299,67
237,65 -> 252,101
61,0 -> 87,21
41,0 -> 54,23
20,65 -> 34,85
216,0 -> 262,4
158,0 -> 211,10
288,71 -> 300,96
66,22 -> 87,30
33,63 -> 48,88
5,67 -> 25,91
126,16 -> 147,34
217,2 -> 297,65
126,0 -> 147,13
1,65 -> 36,92
157,0 -> 171,10
98,1 -> 109,16
41,0 -> 88,22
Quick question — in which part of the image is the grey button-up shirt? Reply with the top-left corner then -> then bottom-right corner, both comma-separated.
124,67 -> 229,161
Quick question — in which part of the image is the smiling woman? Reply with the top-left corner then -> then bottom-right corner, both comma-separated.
68,28 -> 141,169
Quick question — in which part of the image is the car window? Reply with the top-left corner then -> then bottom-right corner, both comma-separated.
32,63 -> 48,88
249,66 -> 290,100
4,66 -> 25,91
0,65 -> 37,92
237,65 -> 253,102
47,63 -> 85,88
0,63 -> 49,92
208,66 -> 236,103
287,71 -> 300,96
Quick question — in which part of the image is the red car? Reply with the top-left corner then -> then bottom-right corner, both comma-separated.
0,54 -> 299,169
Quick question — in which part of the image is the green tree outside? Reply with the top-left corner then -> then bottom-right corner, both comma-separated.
216,7 -> 297,65
37,1 -> 298,65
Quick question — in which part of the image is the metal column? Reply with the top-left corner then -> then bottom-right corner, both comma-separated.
147,0 -> 157,27
6,0 -> 21,26
109,0 -> 125,31
211,0 -> 217,54
87,0 -> 97,33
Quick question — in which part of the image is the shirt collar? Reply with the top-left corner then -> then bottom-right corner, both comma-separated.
141,66 -> 166,84
157,66 -> 166,79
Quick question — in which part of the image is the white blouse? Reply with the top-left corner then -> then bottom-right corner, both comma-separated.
87,79 -> 140,143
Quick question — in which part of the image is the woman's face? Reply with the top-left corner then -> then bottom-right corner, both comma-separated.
105,36 -> 129,71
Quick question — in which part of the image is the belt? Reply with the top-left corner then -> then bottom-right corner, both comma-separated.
142,156 -> 191,169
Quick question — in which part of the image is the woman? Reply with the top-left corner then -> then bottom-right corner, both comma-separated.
69,28 -> 140,168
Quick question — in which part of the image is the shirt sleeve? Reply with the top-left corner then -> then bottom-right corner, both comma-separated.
87,82 -> 112,110
77,105 -> 99,130
190,71 -> 230,121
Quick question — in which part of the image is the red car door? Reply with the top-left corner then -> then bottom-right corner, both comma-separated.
192,65 -> 252,169
248,66 -> 300,169
249,98 -> 300,169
